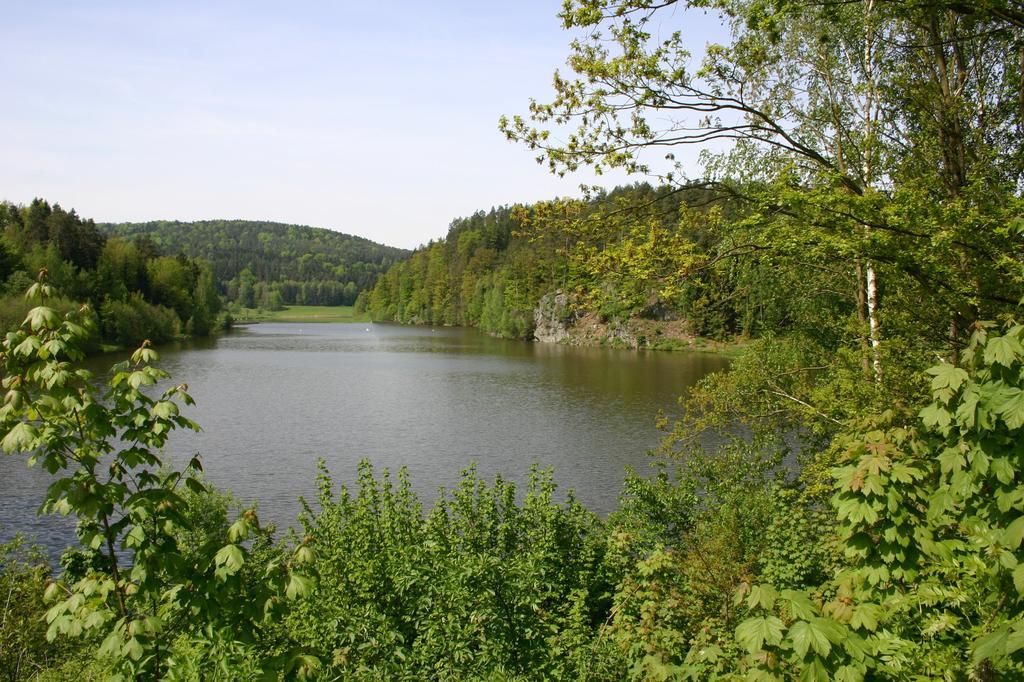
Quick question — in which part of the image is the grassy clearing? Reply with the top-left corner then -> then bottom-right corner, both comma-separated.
233,305 -> 369,324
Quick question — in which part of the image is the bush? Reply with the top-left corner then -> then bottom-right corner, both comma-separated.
0,533 -> 94,680
0,293 -> 98,352
289,461 -> 613,680
99,292 -> 180,345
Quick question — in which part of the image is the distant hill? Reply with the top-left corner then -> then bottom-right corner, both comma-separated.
100,219 -> 410,307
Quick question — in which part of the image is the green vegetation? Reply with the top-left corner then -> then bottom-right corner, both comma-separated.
0,199 -> 223,347
102,220 -> 408,308
0,204 -> 396,344
232,305 -> 368,324
5,284 -> 1024,679
0,280 -> 318,680
2,0 -> 1024,679
361,185 -> 755,343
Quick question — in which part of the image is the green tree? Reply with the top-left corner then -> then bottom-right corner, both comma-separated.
0,276 -> 318,679
501,0 -> 1023,375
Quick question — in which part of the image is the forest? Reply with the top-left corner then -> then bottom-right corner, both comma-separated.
360,183 -> 771,342
0,199 -> 222,347
103,220 -> 409,309
3,0 -> 1024,680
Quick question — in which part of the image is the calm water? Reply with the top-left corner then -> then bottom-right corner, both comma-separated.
0,323 -> 729,557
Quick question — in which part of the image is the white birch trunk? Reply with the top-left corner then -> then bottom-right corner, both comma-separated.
866,261 -> 881,378
863,0 -> 883,381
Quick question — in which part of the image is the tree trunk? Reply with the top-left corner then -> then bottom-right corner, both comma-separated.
862,0 -> 883,382
866,262 -> 882,380
855,260 -> 870,375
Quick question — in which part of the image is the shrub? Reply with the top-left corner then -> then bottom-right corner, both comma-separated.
99,292 -> 180,345
289,461 -> 614,680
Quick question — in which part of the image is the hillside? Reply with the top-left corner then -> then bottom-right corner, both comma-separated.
0,198 -> 223,345
101,220 -> 409,307
361,183 -> 755,345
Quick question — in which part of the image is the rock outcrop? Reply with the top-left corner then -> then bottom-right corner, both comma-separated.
533,290 -> 711,350
533,290 -> 576,343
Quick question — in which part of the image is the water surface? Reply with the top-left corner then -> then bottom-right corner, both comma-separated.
0,323 -> 729,557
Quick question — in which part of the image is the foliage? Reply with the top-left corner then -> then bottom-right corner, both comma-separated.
715,323 -> 1024,680
365,184 -> 777,341
289,461 -> 614,680
102,219 -> 409,308
830,323 -> 1024,678
0,199 -> 225,345
0,276 -> 318,679
99,293 -> 181,346
500,0 -> 1024,414
3,3 -> 1024,678
0,533 -> 91,681
594,434 -> 835,680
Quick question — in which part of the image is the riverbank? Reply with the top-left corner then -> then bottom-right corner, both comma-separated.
531,291 -> 742,355
543,312 -> 743,355
229,304 -> 370,324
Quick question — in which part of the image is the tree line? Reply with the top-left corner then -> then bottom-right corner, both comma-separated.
0,198 -> 222,346
360,182 -> 802,341
103,219 -> 409,308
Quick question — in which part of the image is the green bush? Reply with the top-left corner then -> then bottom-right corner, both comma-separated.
99,292 -> 180,345
289,461 -> 613,680
0,293 -> 98,352
0,533 -> 95,681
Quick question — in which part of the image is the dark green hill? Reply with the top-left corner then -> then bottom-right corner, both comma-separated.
100,220 -> 410,307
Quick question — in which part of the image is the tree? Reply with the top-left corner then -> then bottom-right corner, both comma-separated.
0,275 -> 319,678
501,0 -> 1023,374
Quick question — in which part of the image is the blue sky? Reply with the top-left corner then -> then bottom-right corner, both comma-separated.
2,1 -> 725,249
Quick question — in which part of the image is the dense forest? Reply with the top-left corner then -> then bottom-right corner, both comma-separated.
103,220 -> 409,308
0,198 -> 222,346
4,1 -> 1024,680
361,183 -> 775,342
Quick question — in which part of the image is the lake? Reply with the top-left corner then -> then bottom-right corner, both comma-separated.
0,323 -> 730,558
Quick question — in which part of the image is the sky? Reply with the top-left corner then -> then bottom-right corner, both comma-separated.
1,1 -> 727,249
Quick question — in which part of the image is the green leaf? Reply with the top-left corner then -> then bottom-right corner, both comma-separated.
973,625 -> 1009,665
127,371 -> 155,389
14,335 -> 41,358
286,573 -> 316,600
123,636 -> 144,661
152,401 -> 179,418
937,447 -> 965,475
928,363 -> 969,393
849,604 -> 881,632
834,665 -> 865,682
799,656 -> 830,682
184,477 -> 206,494
790,620 -> 832,658
779,589 -> 817,620
1005,515 -> 1024,550
214,544 -> 245,577
293,545 -> 315,565
98,630 -> 123,658
26,306 -> 59,331
1007,620 -> 1024,657
735,616 -> 785,653
991,457 -> 1015,485
984,334 -> 1023,368
227,517 -> 251,542
920,403 -> 951,429
956,388 -> 980,428
747,584 -> 778,610
928,488 -> 955,521
996,389 -> 1024,430
1,422 -> 37,452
